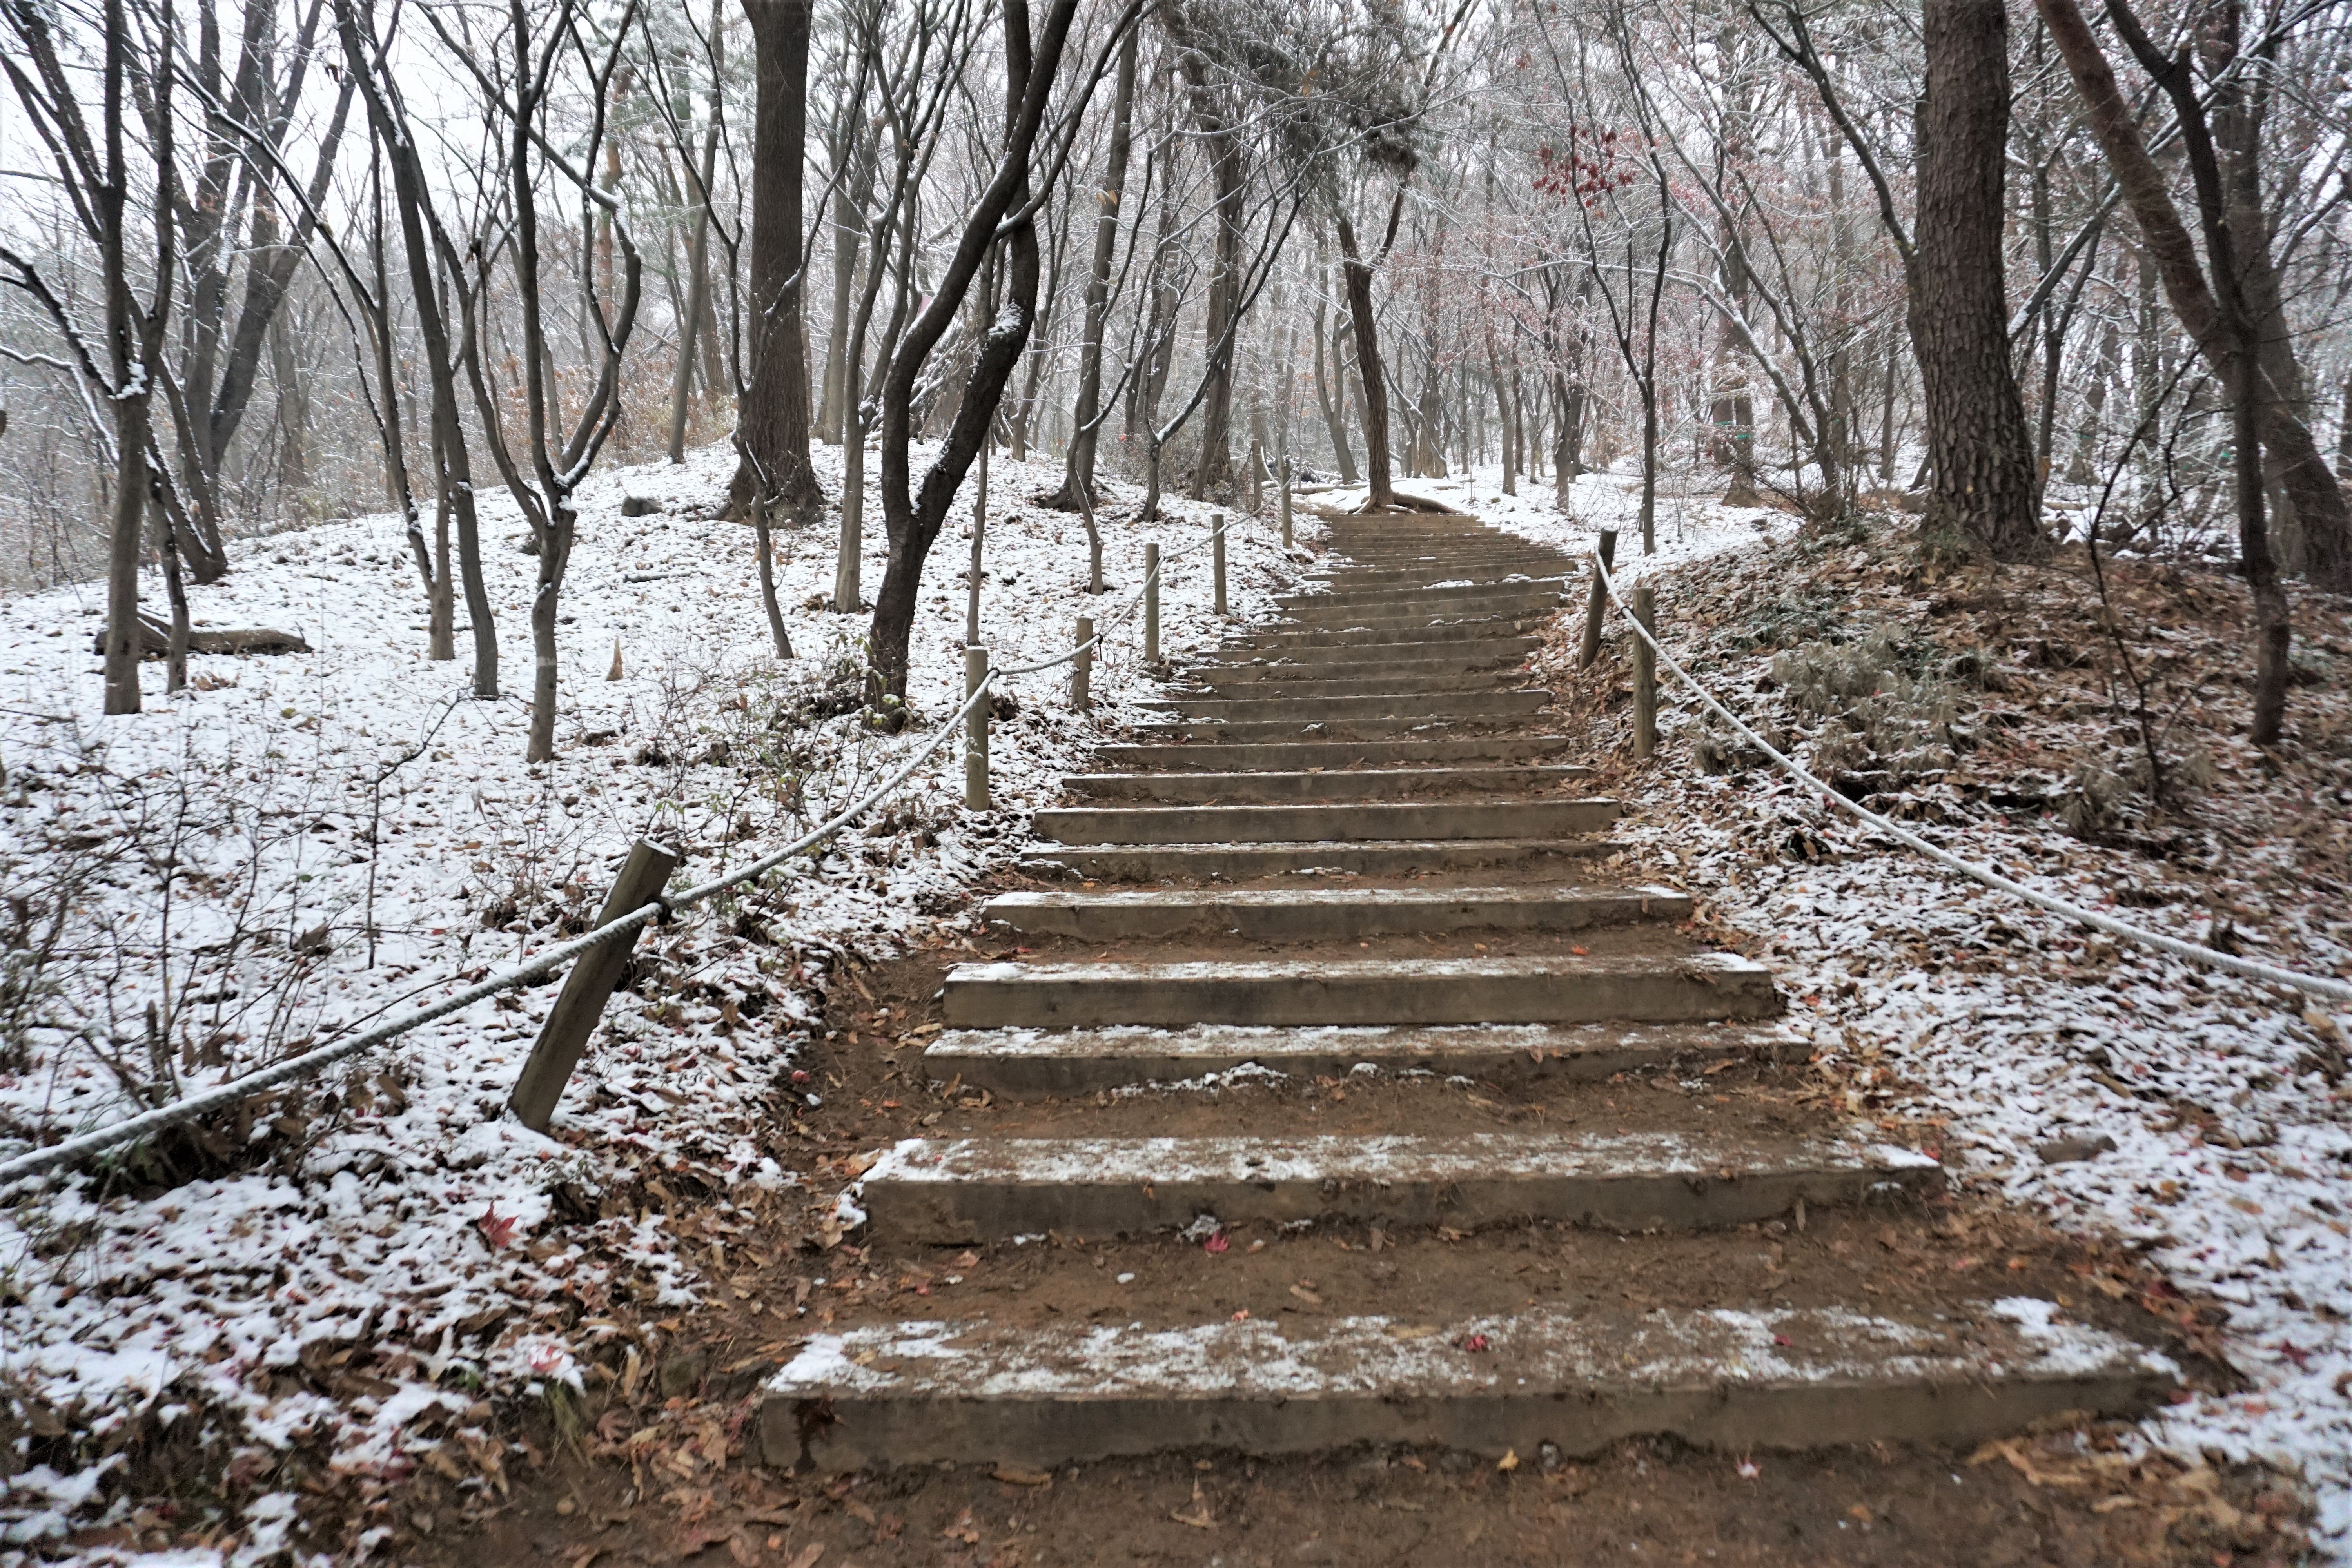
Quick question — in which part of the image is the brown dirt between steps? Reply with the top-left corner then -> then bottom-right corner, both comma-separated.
389,932 -> 2308,1568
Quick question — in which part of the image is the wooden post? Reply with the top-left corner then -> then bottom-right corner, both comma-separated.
1212,512 -> 1228,618
964,644 -> 990,810
1577,528 -> 1619,670
1279,460 -> 1293,551
1071,617 -> 1094,711
1143,542 -> 1160,664
1631,585 -> 1657,759
509,837 -> 681,1132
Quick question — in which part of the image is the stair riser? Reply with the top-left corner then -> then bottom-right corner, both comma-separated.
926,1031 -> 1786,1097
1123,721 -> 1519,744
1022,839 -> 1622,878
983,888 -> 1681,939
1226,620 -> 1545,649
1136,691 -> 1551,723
1179,674 -> 1524,700
940,970 -> 1782,1029
1279,580 -> 1568,609
1091,738 -> 1572,769
1253,613 -> 1553,640
1190,649 -> 1539,681
1033,800 -> 1615,845
1279,594 -> 1563,625
867,1164 -> 1942,1245
1056,767 -> 1587,805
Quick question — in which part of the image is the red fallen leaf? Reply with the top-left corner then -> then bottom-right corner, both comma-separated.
1202,1232 -> 1229,1254
1457,1333 -> 1492,1353
1923,1146 -> 1941,1161
477,1203 -> 520,1250
1570,946 -> 1589,956
2279,1341 -> 2314,1372
1772,1334 -> 1792,1347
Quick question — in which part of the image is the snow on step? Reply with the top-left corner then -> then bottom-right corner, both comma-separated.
924,1020 -> 1797,1096
1057,766 -> 1588,806
1021,836 -> 1626,880
938,953 -> 1781,1029
861,1130 -> 1943,1242
1032,799 -> 1615,846
1090,736 -> 1575,771
982,885 -> 1687,940
760,1299 -> 2176,1472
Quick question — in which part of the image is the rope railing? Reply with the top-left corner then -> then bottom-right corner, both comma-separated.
0,512 -> 1248,1188
1589,553 -> 2352,1006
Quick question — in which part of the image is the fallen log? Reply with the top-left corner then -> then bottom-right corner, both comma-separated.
91,613 -> 310,659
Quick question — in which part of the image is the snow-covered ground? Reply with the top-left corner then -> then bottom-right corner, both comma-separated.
0,439 -> 1312,1560
1466,460 -> 2351,1559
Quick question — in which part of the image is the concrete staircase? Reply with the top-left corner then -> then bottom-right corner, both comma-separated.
763,510 -> 2173,1472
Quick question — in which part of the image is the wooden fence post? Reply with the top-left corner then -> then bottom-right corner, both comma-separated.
1212,512 -> 1228,618
1279,461 -> 1294,551
965,644 -> 991,810
1577,527 -> 1619,670
1071,617 -> 1094,711
1143,542 -> 1160,664
1632,585 -> 1657,759
510,837 -> 681,1132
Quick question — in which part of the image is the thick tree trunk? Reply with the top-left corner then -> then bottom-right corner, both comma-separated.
670,87 -> 722,463
1313,297 -> 1359,484
732,0 -> 824,522
1334,214 -> 1394,509
1050,27 -> 1136,510
1185,57 -> 1246,500
1910,0 -> 2042,559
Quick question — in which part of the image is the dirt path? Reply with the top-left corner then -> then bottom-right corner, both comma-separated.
406,510 -> 2305,1568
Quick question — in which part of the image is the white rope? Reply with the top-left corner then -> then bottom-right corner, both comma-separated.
0,512 -> 1246,1187
1591,554 -> 2352,1005
0,679 -> 993,1187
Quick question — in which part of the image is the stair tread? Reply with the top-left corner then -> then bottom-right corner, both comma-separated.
947,952 -> 1766,984
760,1299 -> 2176,1470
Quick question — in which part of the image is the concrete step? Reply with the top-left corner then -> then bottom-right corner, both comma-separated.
1258,610 -> 1555,639
1135,689 -> 1552,724
1121,718 -> 1525,744
1175,671 -> 1525,701
865,1129 -> 1944,1243
1020,836 -> 1624,879
762,1299 -> 2177,1472
926,1020 -> 1794,1096
939,952 -> 1780,1029
1309,564 -> 1565,584
1279,590 -> 1564,625
1224,618 -> 1545,650
984,884 -> 1684,938
1278,577 -> 1569,609
1188,643 -> 1540,681
1032,799 -> 1617,846
1056,766 -> 1589,805
1091,735 -> 1575,770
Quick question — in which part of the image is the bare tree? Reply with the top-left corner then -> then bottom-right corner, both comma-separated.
3,0 -> 178,714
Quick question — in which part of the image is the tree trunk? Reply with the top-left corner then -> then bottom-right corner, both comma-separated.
670,41 -> 722,463
1184,56 -> 1246,500
1313,295 -> 1359,483
732,0 -> 824,522
1050,25 -> 1136,510
1911,0 -> 2043,559
1334,214 -> 1394,509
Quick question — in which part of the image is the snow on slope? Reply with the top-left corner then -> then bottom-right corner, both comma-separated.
1469,462 -> 2351,1559
0,439 -> 1311,1559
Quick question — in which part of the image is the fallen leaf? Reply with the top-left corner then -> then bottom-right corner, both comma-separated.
1203,1232 -> 1229,1254
477,1204 -> 521,1250
1497,1449 -> 1520,1472
1289,1284 -> 1323,1307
